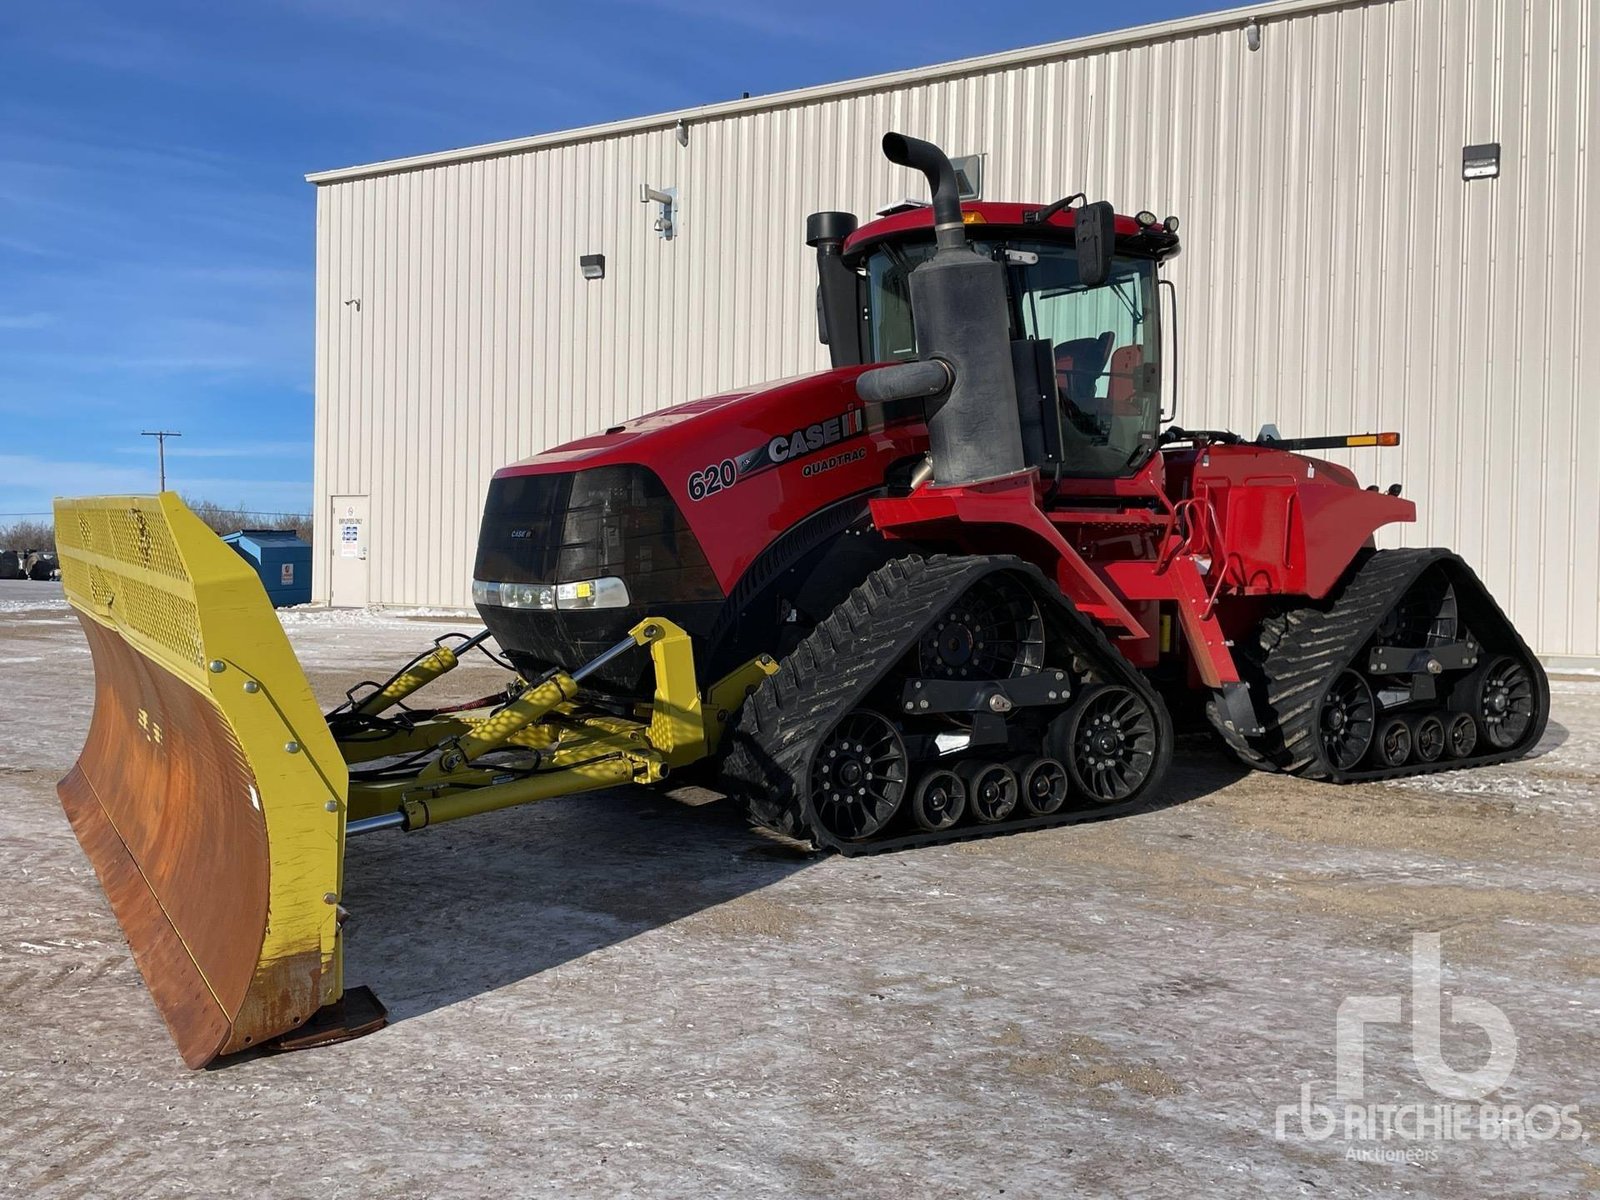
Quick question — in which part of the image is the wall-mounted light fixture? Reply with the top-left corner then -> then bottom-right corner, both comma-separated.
579,253 -> 606,281
640,184 -> 677,239
1462,142 -> 1501,180
951,154 -> 983,200
1245,18 -> 1262,51
675,119 -> 690,147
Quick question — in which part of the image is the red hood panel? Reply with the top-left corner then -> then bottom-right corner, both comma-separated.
494,366 -> 930,589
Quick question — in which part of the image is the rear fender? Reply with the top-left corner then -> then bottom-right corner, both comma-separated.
1186,446 -> 1414,598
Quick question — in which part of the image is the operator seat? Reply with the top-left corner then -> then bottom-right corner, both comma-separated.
1105,345 -> 1144,415
1054,331 -> 1115,437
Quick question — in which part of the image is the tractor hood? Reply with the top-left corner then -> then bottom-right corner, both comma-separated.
487,364 -> 930,593
497,369 -> 868,473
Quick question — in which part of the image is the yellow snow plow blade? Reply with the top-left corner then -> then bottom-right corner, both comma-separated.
54,494 -> 346,1067
53,494 -> 773,1067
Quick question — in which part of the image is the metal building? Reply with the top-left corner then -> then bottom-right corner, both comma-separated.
308,0 -> 1599,664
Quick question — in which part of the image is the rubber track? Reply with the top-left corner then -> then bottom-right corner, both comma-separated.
1207,548 -> 1548,782
721,553 -> 1172,855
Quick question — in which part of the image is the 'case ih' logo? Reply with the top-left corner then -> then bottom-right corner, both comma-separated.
758,408 -> 866,468
687,406 -> 867,502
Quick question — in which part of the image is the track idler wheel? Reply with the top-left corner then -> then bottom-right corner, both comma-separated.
1051,684 -> 1160,805
910,768 -> 967,832
1445,712 -> 1478,759
809,710 -> 908,842
1319,670 -> 1376,771
956,760 -> 1019,824
1411,713 -> 1447,763
1374,716 -> 1413,767
1472,655 -> 1538,750
1010,755 -> 1069,816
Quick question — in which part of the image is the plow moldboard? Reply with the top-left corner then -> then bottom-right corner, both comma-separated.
53,495 -> 348,1067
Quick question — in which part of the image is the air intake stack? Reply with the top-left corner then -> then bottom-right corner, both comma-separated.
806,210 -> 864,368
881,132 -> 1026,486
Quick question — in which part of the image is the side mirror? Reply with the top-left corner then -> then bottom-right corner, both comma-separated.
1075,200 -> 1116,288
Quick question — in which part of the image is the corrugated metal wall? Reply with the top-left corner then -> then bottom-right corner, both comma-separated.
312,0 -> 1599,661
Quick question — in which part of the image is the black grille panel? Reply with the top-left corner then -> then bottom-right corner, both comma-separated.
474,473 -> 568,583
473,464 -> 724,694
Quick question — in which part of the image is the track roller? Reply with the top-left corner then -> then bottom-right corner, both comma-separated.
1444,711 -> 1478,759
1374,716 -> 1413,767
956,760 -> 1019,824
1010,755 -> 1069,816
1410,713 -> 1446,763
910,768 -> 967,832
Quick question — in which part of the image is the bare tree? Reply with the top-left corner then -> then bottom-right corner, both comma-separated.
180,498 -> 313,545
0,504 -> 314,557
0,519 -> 56,553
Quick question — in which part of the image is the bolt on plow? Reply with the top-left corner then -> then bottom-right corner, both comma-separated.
52,494 -> 773,1066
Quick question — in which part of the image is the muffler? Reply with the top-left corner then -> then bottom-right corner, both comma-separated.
881,132 -> 1026,487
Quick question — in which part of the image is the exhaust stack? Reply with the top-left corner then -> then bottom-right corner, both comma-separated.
881,132 -> 1025,486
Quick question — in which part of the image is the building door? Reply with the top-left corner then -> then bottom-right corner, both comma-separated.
329,495 -> 370,608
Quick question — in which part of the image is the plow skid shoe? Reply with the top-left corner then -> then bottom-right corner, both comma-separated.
54,495 -> 350,1067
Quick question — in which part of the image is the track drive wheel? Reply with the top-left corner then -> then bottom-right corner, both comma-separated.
916,576 -> 1044,681
1050,684 -> 1160,805
809,710 -> 907,842
910,768 -> 966,832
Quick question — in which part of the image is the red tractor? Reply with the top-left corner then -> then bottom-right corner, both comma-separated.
53,132 -> 1552,1063
471,132 -> 1548,851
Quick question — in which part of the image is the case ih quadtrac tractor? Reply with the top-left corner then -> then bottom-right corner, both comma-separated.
54,133 -> 1547,1065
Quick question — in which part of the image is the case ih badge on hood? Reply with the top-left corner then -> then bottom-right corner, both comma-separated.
687,406 -> 867,500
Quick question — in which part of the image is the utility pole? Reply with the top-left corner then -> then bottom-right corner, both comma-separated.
141,430 -> 182,492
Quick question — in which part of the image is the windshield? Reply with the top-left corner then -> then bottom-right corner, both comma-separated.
865,238 -> 1162,477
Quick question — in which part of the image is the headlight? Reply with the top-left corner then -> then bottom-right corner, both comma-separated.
503,582 -> 556,609
472,577 -> 628,611
555,577 -> 630,610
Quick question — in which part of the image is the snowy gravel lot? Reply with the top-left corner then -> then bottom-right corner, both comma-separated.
2,587 -> 1597,1198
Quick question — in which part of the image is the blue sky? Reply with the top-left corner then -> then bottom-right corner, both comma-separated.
1,0 -> 1226,520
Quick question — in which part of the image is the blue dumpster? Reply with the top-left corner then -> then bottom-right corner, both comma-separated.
223,529 -> 312,607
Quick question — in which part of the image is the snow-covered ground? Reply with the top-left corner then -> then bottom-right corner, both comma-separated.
1,599 -> 1596,1197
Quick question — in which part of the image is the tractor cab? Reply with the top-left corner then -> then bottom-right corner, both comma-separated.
809,199 -> 1181,479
